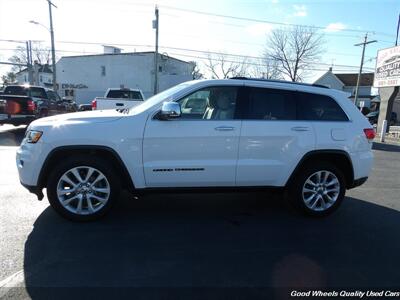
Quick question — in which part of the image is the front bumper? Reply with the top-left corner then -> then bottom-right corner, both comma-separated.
20,182 -> 44,200
348,176 -> 368,189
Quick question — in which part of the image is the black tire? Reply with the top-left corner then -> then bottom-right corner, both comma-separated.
39,109 -> 48,118
47,155 -> 120,221
286,161 -> 346,217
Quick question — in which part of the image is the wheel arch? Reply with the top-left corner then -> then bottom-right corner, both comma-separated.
38,145 -> 135,192
285,150 -> 355,189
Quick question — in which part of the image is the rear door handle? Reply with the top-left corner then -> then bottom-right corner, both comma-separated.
116,103 -> 124,107
215,126 -> 235,131
291,126 -> 310,132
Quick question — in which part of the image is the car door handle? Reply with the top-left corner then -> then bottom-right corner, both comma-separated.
291,126 -> 310,132
215,126 -> 235,131
116,103 -> 124,106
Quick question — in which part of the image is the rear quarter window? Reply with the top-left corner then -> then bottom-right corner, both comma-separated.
296,92 -> 348,121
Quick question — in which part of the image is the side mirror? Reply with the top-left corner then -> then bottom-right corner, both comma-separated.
159,102 -> 181,120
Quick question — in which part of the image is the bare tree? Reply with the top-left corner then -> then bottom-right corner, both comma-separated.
204,53 -> 249,79
189,61 -> 204,80
265,26 -> 325,82
1,72 -> 17,85
9,42 -> 52,72
249,58 -> 282,80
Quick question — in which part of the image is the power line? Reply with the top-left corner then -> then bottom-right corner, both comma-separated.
160,5 -> 396,38
0,40 -> 376,71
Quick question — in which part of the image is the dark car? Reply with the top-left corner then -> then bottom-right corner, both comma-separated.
0,85 -> 70,126
366,110 -> 397,126
78,104 -> 92,111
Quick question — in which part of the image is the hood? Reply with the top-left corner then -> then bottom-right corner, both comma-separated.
30,109 -> 124,127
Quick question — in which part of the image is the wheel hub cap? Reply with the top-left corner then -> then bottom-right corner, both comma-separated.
56,166 -> 110,215
302,170 -> 340,212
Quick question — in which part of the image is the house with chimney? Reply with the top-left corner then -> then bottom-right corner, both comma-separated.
314,68 -> 376,109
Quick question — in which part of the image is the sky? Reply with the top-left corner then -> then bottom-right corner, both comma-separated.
0,0 -> 399,83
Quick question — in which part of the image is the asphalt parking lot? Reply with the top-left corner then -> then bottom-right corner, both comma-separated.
1,125 -> 400,299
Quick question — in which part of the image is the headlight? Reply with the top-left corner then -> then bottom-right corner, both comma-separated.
25,130 -> 43,143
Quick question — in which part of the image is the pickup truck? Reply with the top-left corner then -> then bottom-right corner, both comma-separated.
0,85 -> 70,126
92,88 -> 145,110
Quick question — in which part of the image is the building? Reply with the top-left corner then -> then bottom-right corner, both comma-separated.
56,49 -> 194,104
314,68 -> 375,108
15,63 -> 53,88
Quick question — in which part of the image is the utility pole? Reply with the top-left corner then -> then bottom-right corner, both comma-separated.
47,0 -> 57,91
26,41 -> 33,85
153,5 -> 159,95
353,33 -> 377,106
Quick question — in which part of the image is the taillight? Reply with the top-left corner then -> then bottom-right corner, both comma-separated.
363,128 -> 376,141
91,99 -> 97,110
27,100 -> 36,111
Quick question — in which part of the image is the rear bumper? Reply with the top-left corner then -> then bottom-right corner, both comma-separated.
0,114 -> 35,125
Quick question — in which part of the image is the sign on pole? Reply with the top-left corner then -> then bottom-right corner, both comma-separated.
374,45 -> 400,88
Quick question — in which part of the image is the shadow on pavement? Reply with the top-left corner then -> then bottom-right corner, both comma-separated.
22,193 -> 400,299
372,142 -> 400,152
0,126 -> 26,146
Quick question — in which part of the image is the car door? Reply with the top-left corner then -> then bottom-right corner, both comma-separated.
236,85 -> 315,187
143,85 -> 243,188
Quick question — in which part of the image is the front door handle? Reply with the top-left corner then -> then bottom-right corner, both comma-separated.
116,103 -> 124,106
291,126 -> 310,132
215,126 -> 235,131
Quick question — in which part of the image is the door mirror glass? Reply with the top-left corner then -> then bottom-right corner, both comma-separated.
159,102 -> 181,120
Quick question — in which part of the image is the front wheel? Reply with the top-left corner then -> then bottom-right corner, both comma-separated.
47,156 -> 120,221
286,162 -> 346,217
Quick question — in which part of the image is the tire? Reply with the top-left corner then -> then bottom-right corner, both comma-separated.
286,162 -> 346,217
47,155 -> 121,221
39,110 -> 48,119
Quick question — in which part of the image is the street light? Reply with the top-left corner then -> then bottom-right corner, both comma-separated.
29,2 -> 57,91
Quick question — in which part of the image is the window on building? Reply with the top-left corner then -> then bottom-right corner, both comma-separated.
101,66 -> 106,76
40,75 -> 43,82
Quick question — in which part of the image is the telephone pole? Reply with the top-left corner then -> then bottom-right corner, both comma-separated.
153,5 -> 159,95
353,33 -> 377,105
47,0 -> 57,91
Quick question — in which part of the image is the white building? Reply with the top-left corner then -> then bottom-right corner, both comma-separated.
15,63 -> 53,88
314,68 -> 375,108
56,50 -> 194,104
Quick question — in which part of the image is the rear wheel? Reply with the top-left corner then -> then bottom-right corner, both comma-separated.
287,162 -> 346,217
47,156 -> 120,221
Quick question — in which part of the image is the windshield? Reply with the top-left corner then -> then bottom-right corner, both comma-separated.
128,82 -> 192,115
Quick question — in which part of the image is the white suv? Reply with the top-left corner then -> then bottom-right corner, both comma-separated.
16,78 -> 374,221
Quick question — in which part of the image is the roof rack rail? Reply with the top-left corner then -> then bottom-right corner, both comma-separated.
229,77 -> 329,89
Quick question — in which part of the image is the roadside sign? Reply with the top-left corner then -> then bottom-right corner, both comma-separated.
374,45 -> 400,88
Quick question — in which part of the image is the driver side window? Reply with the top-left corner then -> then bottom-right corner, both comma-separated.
176,86 -> 238,120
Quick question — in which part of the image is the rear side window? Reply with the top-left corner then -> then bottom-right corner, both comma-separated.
245,87 -> 296,120
30,88 -> 48,99
296,92 -> 348,121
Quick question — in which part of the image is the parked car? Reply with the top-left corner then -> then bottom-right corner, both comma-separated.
91,87 -> 145,111
366,110 -> 397,126
17,78 -> 374,221
0,85 -> 68,126
78,104 -> 92,111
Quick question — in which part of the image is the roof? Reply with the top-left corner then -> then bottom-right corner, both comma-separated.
334,73 -> 374,86
60,51 -> 191,65
16,64 -> 53,75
